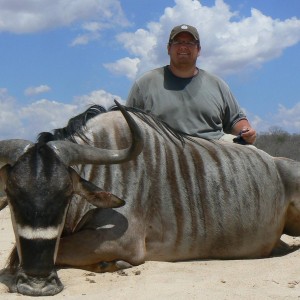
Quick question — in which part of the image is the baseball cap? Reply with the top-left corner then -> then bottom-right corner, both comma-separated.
169,24 -> 200,42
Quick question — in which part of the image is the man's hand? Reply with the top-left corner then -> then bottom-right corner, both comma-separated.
232,120 -> 257,145
240,127 -> 256,144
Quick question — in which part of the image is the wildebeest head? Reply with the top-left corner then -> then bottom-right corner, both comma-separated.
0,102 -> 143,296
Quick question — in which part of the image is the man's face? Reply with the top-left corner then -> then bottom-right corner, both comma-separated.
168,32 -> 201,67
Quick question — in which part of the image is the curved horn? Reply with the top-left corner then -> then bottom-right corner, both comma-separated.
0,139 -> 34,165
48,100 -> 144,166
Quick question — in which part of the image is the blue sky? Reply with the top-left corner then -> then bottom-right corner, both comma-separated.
1,0 -> 300,140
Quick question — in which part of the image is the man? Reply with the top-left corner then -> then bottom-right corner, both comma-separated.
126,24 -> 256,144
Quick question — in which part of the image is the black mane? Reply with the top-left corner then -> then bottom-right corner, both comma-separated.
37,104 -> 106,144
37,104 -> 196,146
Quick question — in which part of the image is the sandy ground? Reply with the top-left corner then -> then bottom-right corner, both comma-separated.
1,206 -> 300,300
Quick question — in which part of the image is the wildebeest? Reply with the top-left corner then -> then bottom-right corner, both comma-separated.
0,101 -> 300,296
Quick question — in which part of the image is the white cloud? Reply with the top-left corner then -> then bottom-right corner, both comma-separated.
117,28 -> 158,57
107,0 -> 300,79
0,89 -> 124,140
70,21 -> 114,46
24,85 -> 51,96
0,89 -> 23,139
0,0 -> 129,44
244,103 -> 300,134
111,23 -> 165,77
20,99 -> 79,135
103,57 -> 140,80
70,32 -> 100,46
74,89 -> 124,109
270,103 -> 300,133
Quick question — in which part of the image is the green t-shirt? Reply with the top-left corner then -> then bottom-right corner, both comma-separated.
126,66 -> 247,140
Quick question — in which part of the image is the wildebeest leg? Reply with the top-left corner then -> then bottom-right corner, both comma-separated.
56,229 -> 145,272
56,208 -> 146,272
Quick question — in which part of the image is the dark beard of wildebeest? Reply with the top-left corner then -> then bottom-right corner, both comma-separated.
0,101 -> 143,296
1,101 -> 300,297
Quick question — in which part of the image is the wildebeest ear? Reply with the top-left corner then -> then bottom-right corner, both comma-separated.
69,168 -> 125,208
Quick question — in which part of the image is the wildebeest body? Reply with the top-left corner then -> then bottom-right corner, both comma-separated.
57,111 -> 290,268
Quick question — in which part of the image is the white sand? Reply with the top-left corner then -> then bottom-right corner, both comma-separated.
1,206 -> 300,299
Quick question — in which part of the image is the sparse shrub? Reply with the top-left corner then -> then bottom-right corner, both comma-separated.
255,127 -> 300,161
